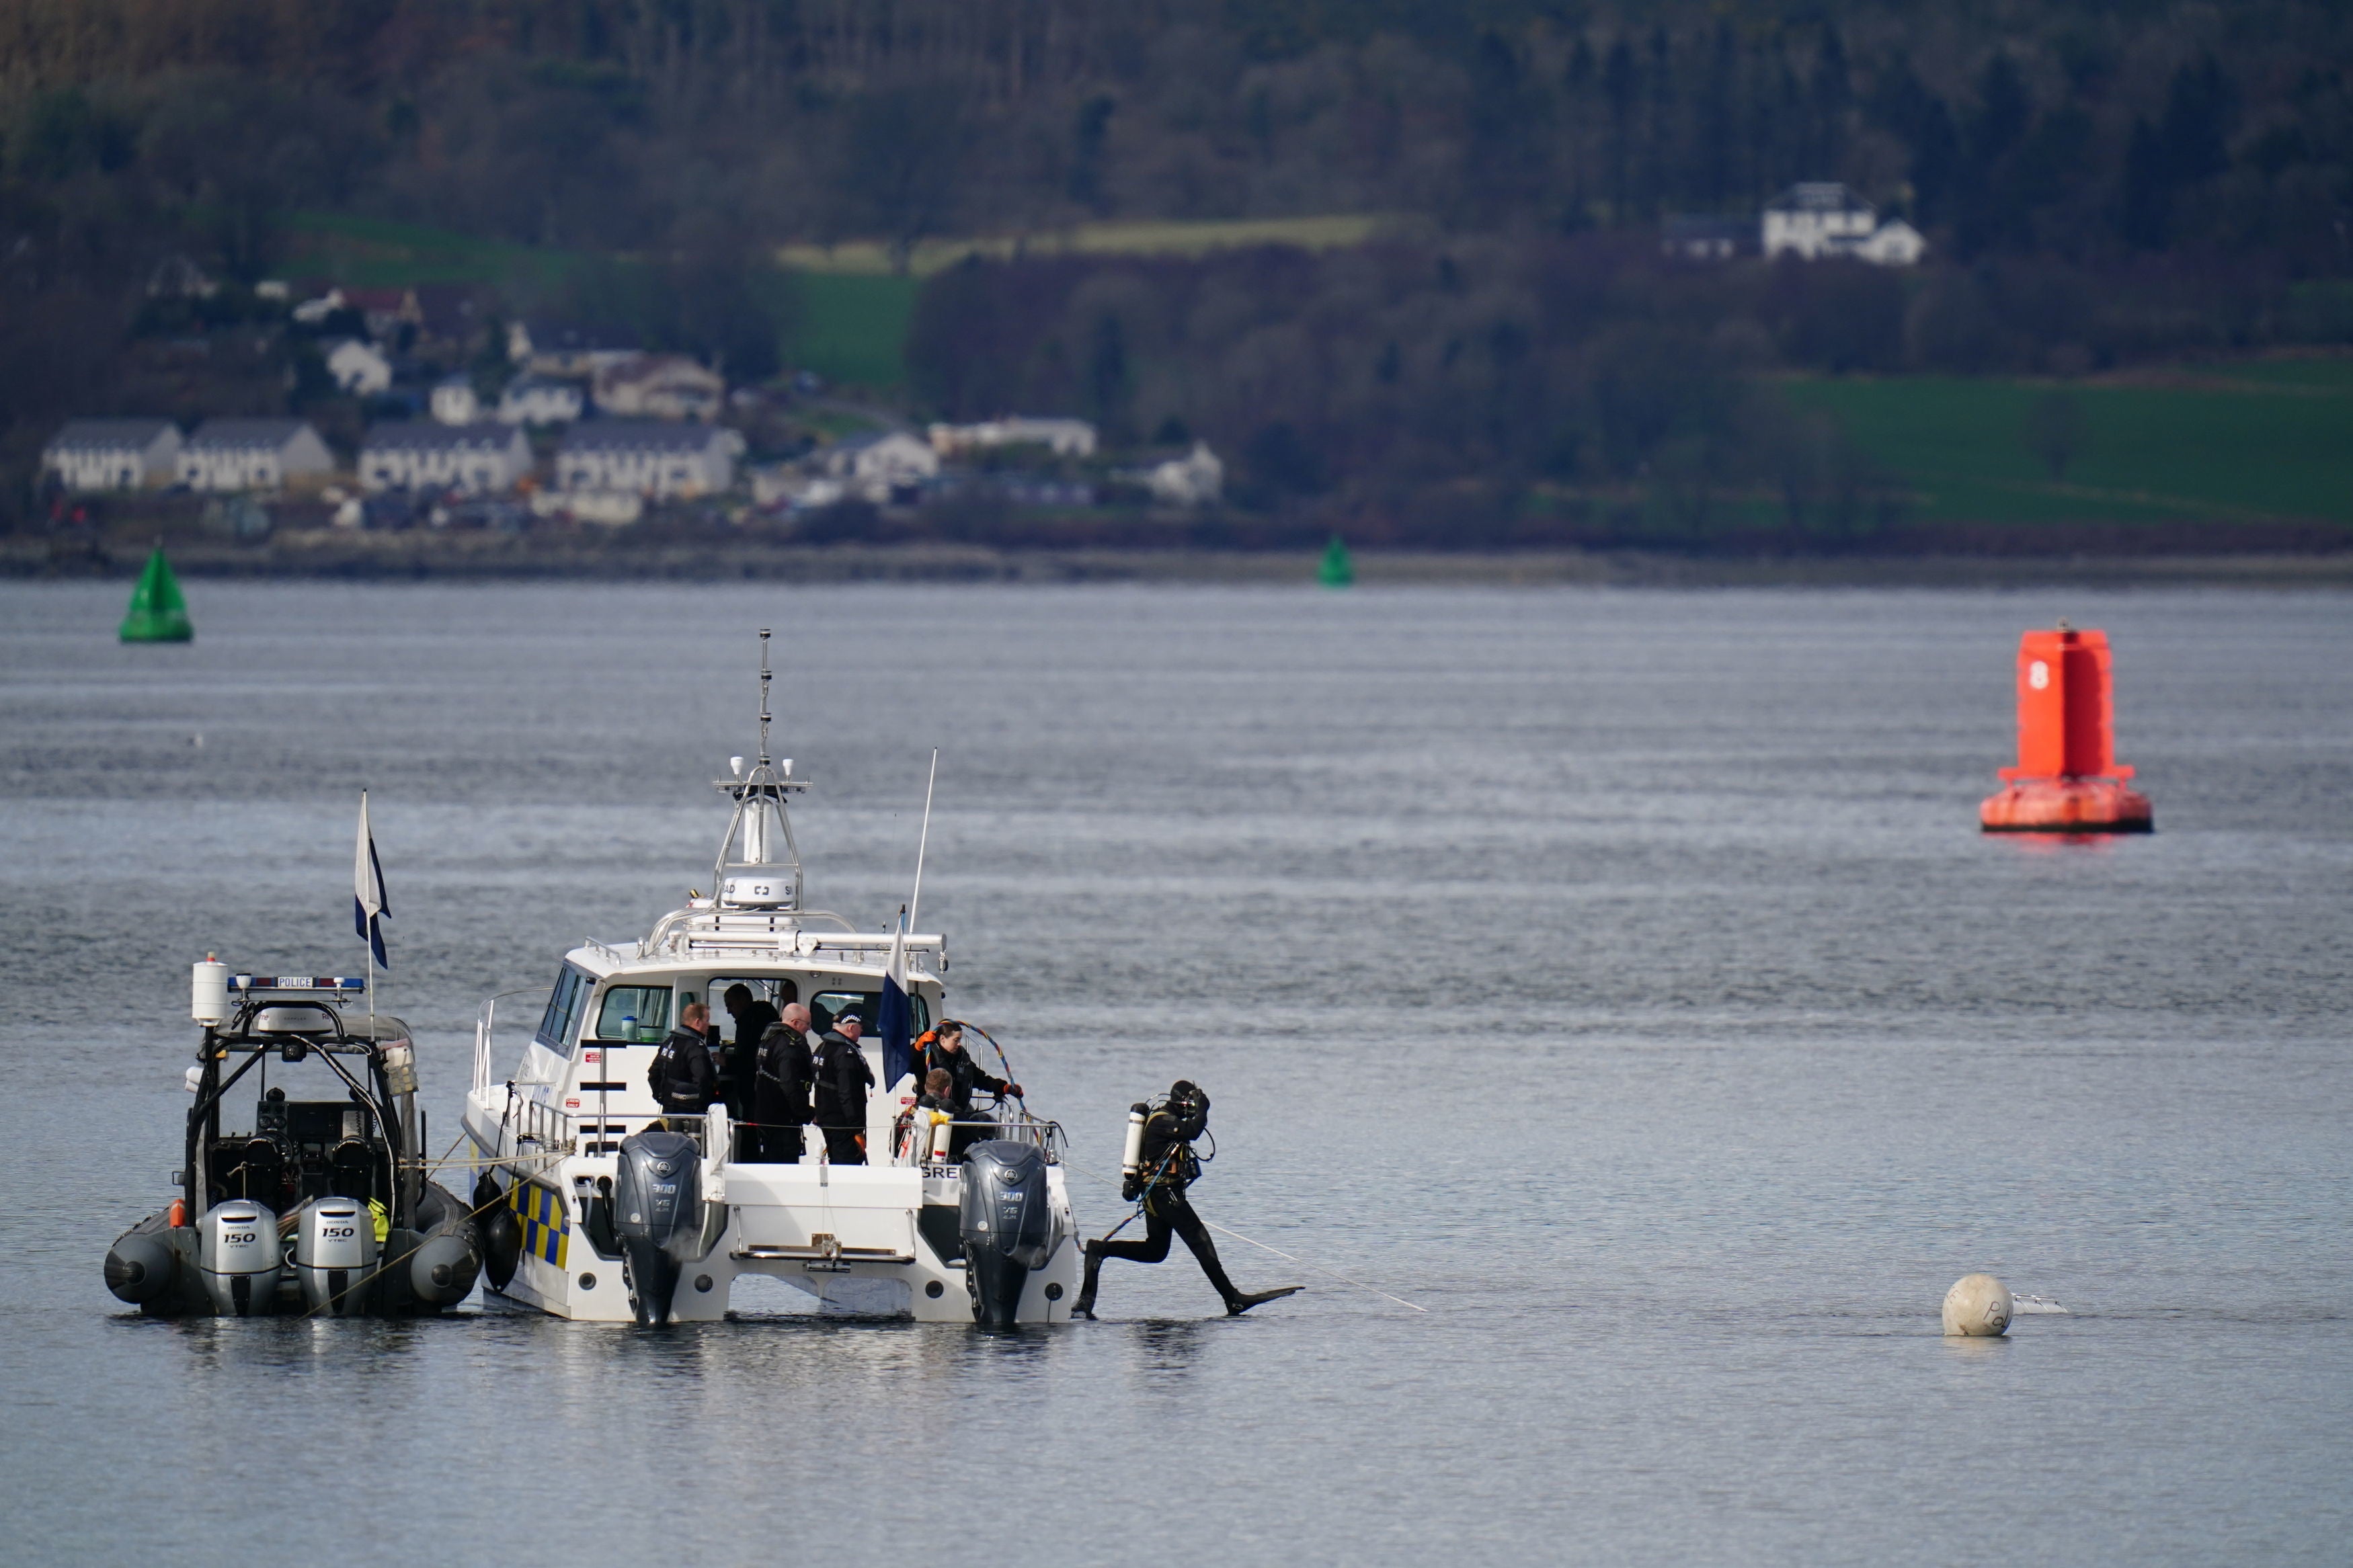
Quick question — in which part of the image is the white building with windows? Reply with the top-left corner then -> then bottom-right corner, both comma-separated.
821,430 -> 940,502
592,354 -> 724,421
358,422 -> 534,495
497,376 -> 586,425
927,415 -> 1099,458
556,421 -> 738,499
177,419 -> 335,493
1762,183 -> 1927,265
42,419 -> 182,491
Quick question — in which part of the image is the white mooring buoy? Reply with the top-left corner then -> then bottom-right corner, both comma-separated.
1942,1273 -> 2013,1337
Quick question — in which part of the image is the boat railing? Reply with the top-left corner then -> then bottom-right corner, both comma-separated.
473,988 -> 544,1096
894,1108 -> 1065,1167
636,905 -> 949,966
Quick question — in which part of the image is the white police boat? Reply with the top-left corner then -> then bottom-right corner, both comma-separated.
459,635 -> 1081,1327
105,969 -> 483,1318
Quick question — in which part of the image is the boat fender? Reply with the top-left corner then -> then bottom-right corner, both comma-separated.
198,1200 -> 283,1317
1119,1104 -> 1149,1185
474,1173 -> 522,1292
407,1184 -> 483,1309
104,1224 -> 180,1305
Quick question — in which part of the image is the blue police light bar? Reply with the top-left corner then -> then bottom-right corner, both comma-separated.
229,975 -> 368,993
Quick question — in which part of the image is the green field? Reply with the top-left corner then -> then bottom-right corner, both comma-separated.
787,272 -> 920,388
1783,369 -> 2353,530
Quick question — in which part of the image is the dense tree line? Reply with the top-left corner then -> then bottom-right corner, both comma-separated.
5,0 -> 2347,268
3,0 -> 2350,542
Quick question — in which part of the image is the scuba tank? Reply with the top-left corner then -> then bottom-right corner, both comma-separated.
1119,1103 -> 1148,1186
928,1112 -> 954,1163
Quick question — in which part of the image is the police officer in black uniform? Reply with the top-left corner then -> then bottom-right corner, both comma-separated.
811,1012 -> 874,1164
1072,1079 -> 1300,1319
753,1001 -> 814,1163
647,1001 -> 719,1120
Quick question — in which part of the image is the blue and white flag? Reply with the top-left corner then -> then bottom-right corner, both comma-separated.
353,790 -> 389,969
877,905 -> 914,1091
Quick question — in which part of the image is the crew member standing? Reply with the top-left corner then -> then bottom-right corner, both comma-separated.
916,1020 -> 1021,1161
719,983 -> 783,1147
753,1002 -> 815,1163
648,1001 -> 719,1120
811,1012 -> 874,1165
1073,1079 -> 1298,1319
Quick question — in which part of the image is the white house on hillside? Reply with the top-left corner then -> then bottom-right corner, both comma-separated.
1144,442 -> 1224,506
430,375 -> 479,425
592,354 -> 724,420
510,319 -> 642,378
556,421 -> 739,499
43,419 -> 182,491
497,376 -> 585,425
325,338 -> 393,395
358,422 -> 534,495
928,416 -> 1099,458
177,419 -> 335,492
1762,183 -> 1927,265
822,431 -> 941,502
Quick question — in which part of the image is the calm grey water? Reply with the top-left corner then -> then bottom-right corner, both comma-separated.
2,581 -> 2348,1565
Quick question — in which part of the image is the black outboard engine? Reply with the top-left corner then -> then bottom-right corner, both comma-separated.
959,1141 -> 1053,1327
613,1129 -> 703,1325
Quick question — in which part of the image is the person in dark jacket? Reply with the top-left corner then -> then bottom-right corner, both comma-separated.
719,983 -> 784,1147
916,1020 -> 1021,1161
1072,1079 -> 1298,1320
752,1002 -> 814,1163
647,1001 -> 719,1120
811,1013 -> 874,1164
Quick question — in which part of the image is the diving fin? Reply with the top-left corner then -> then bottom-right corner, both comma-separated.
1226,1285 -> 1302,1316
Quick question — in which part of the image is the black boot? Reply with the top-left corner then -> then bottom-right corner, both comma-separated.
1225,1285 -> 1303,1316
1072,1241 -> 1102,1320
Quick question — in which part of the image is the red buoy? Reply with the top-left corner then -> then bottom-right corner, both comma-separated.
1979,623 -> 2153,833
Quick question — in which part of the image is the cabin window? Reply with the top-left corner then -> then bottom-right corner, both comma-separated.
592,985 -> 673,1042
711,977 -> 798,1044
534,965 -> 592,1051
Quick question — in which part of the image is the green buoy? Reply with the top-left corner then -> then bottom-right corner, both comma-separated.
120,545 -> 193,643
1318,534 -> 1355,589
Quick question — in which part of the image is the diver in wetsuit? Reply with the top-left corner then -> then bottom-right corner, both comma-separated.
1072,1079 -> 1300,1319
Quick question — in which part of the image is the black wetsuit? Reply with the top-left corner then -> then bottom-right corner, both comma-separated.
752,1022 -> 813,1163
1078,1096 -> 1243,1309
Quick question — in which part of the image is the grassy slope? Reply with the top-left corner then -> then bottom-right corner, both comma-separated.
1784,369 -> 2353,529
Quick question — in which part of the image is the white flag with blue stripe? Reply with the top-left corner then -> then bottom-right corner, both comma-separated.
878,905 -> 914,1091
354,790 -> 389,969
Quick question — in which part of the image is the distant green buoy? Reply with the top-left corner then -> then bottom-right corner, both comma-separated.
1318,534 -> 1355,589
120,546 -> 193,643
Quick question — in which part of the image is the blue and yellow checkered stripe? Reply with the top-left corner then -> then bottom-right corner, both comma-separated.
512,1181 -> 568,1270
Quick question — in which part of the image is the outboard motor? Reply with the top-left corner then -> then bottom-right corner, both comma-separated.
199,1200 -> 283,1316
612,1129 -> 704,1325
294,1197 -> 378,1316
959,1141 -> 1053,1327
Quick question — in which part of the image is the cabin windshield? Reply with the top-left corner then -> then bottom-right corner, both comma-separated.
592,985 -> 673,1042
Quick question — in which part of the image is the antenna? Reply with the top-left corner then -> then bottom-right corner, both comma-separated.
756,626 -> 774,767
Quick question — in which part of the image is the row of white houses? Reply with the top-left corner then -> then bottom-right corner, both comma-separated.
44,417 -> 740,500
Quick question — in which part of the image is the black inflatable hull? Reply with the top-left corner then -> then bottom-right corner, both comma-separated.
104,1183 -> 483,1318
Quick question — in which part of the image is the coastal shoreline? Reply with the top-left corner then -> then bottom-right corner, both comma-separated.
11,534 -> 2353,588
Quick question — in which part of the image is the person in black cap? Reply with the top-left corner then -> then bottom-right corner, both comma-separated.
1072,1079 -> 1299,1319
811,1012 -> 873,1164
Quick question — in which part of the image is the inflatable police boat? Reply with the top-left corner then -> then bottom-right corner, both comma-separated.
104,965 -> 483,1318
